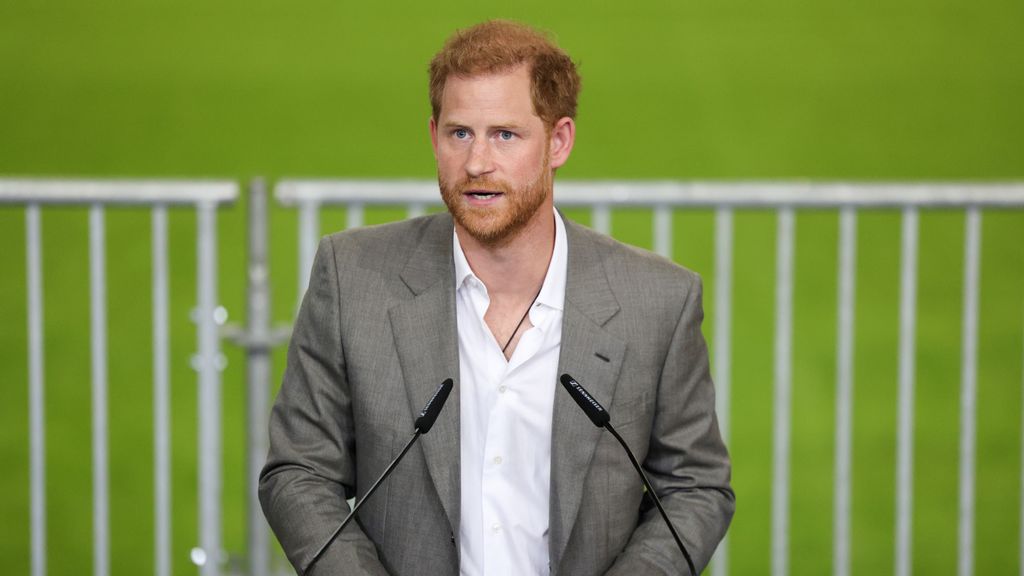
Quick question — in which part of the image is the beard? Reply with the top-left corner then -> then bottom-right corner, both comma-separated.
439,154 -> 552,248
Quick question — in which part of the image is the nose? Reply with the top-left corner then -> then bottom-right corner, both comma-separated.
464,139 -> 495,179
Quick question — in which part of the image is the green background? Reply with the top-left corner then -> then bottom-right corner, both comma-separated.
2,1 -> 1022,574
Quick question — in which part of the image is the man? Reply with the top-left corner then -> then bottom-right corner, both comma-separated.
260,20 -> 734,576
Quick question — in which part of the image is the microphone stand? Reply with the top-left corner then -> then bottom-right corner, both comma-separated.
604,422 -> 697,576
560,373 -> 697,576
304,377 -> 453,574
306,430 -> 422,570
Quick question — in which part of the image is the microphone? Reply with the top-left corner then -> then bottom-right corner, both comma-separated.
415,377 -> 453,433
305,378 -> 455,574
559,374 -> 697,576
560,372 -> 610,427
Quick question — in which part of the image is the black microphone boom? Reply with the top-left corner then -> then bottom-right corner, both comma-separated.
558,373 -> 697,576
305,378 -> 455,574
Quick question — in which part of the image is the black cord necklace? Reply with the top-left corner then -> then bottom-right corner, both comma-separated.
501,283 -> 544,355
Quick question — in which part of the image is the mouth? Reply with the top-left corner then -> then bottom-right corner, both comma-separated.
465,191 -> 503,200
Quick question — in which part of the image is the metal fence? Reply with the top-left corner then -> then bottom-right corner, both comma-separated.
6,177 -> 1024,576
275,179 -> 1024,576
0,179 -> 238,576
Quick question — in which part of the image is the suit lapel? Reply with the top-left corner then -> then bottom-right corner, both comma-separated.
388,215 -> 462,536
550,220 -> 626,573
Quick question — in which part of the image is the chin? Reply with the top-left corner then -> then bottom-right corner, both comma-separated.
458,219 -> 518,247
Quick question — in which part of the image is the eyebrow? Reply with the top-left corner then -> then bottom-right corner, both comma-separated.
441,120 -> 527,132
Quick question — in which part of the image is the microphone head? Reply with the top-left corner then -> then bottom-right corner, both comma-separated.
414,378 -> 454,434
559,373 -> 610,428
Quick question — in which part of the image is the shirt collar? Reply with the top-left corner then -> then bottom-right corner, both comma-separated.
452,208 -> 568,313
452,227 -> 478,292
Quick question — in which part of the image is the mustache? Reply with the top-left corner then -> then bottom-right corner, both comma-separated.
443,177 -> 513,196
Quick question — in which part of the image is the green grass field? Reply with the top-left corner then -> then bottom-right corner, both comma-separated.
2,1 -> 1023,574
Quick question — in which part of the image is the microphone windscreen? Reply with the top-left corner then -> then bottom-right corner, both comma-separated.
414,378 -> 454,434
560,373 -> 610,427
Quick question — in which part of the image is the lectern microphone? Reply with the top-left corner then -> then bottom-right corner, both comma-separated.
305,378 -> 454,574
559,373 -> 697,576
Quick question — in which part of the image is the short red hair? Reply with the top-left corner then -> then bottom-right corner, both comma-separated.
429,20 -> 582,128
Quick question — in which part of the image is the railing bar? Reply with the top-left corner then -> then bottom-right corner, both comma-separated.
0,178 -> 237,205
834,207 -> 857,576
27,204 -> 46,576
654,204 -> 672,260
347,202 -> 364,229
772,207 -> 795,576
958,207 -> 981,576
895,207 -> 919,576
90,204 -> 110,576
152,206 -> 172,576
592,204 -> 611,236
711,207 -> 734,576
297,201 -> 320,303
271,179 -> 1024,208
196,202 -> 223,576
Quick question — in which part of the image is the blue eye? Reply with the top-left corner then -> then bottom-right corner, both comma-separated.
454,129 -> 469,139
498,130 -> 514,141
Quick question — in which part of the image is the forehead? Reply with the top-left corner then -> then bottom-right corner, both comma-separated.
439,65 -> 539,123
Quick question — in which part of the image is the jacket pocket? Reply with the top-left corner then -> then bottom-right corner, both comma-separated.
608,391 -> 652,428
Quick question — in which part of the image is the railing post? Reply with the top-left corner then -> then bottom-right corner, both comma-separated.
27,204 -> 46,576
711,207 -> 734,576
90,204 -> 110,576
195,201 -> 224,576
958,207 -> 981,576
152,205 -> 172,576
298,200 -> 320,300
1020,307 -> 1024,576
347,202 -> 364,229
654,204 -> 673,260
895,207 -> 919,576
834,207 -> 857,576
592,204 -> 611,235
246,179 -> 272,576
771,207 -> 795,576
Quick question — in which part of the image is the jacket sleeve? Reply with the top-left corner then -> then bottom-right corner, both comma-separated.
606,275 -> 735,576
259,237 -> 390,576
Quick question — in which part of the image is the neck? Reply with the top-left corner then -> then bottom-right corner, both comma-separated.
457,207 -> 556,300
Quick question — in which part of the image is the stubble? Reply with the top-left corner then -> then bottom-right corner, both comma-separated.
439,152 -> 552,248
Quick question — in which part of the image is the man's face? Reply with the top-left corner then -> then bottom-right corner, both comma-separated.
430,65 -> 559,247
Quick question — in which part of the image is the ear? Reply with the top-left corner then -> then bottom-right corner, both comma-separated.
429,116 -> 439,159
548,117 -> 576,169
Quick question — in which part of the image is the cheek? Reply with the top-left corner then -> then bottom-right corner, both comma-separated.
435,149 -> 462,176
507,147 -> 546,176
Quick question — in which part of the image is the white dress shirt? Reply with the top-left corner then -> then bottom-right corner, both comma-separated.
455,210 -> 568,576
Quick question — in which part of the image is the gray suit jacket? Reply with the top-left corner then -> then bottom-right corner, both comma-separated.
260,213 -> 734,576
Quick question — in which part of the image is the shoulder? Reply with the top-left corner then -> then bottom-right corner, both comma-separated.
564,216 -> 702,297
325,211 -> 452,251
321,212 -> 453,273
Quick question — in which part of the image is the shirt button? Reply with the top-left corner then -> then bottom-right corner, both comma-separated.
498,385 -> 507,393
492,523 -> 502,533
493,456 -> 503,465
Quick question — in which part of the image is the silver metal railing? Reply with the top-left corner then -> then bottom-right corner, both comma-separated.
1,178 -> 238,576
275,179 -> 1024,576
8,177 -> 1022,576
